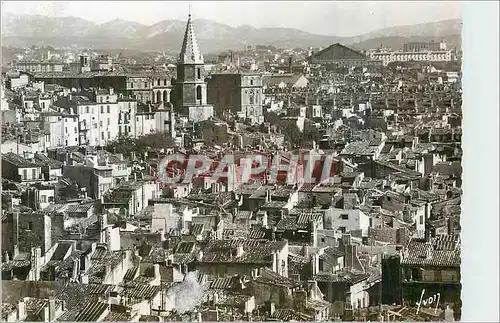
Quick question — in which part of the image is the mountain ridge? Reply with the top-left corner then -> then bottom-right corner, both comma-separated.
1,13 -> 462,53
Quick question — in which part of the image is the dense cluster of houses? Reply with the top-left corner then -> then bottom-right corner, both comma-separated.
1,13 -> 462,323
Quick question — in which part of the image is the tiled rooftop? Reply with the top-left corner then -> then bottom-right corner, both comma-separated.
401,235 -> 461,267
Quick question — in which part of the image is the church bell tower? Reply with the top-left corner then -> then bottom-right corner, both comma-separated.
175,13 -> 213,122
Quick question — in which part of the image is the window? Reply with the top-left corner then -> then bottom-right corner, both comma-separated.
106,96 -> 109,101
197,67 -> 201,79
411,268 -> 419,280
144,82 -> 148,88
419,215 -> 424,225
107,105 -> 110,113
86,106 -> 89,113
130,82 -> 134,88
65,127 -> 68,134
196,85 -> 202,101
250,79 -> 254,85
27,221 -> 33,231
99,121 -> 103,127
101,132 -> 104,140
164,79 -> 167,86
74,127 -> 77,134
32,169 -> 36,179
249,96 -> 254,105
100,106 -> 104,113
108,131 -> 110,138
341,214 -> 349,220
339,226 -> 346,234
107,118 -> 110,126
157,79 -> 161,86
23,169 -> 27,180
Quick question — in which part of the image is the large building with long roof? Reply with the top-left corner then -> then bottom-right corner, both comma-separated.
308,43 -> 369,67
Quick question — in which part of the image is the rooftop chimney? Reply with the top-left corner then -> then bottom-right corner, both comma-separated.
444,305 -> 455,321
72,258 -> 80,281
48,298 -> 56,322
153,264 -> 161,281
267,301 -> 276,316
236,245 -> 244,258
425,244 -> 433,260
293,290 -> 307,309
342,234 -> 352,246
18,298 -> 27,321
311,253 -> 319,275
266,189 -> 271,202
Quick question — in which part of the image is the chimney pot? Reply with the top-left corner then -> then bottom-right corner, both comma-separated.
48,298 -> 56,322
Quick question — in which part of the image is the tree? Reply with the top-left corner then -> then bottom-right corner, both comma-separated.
197,120 -> 229,147
105,135 -> 136,156
264,111 -> 281,126
281,121 -> 302,147
303,121 -> 321,144
135,132 -> 175,153
105,132 -> 175,157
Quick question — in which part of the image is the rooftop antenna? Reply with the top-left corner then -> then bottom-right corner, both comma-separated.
188,2 -> 192,17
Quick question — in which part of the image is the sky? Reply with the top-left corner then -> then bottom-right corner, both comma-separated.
1,1 -> 462,37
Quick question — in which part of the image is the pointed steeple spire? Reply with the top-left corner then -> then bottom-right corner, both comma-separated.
179,13 -> 204,64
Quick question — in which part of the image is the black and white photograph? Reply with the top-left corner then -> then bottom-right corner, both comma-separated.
0,1 -> 497,322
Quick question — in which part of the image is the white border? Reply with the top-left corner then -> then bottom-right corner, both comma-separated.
461,1 -> 499,321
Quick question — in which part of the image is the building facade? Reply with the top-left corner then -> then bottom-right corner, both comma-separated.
13,60 -> 64,73
403,41 -> 447,52
207,72 -> 264,124
369,50 -> 454,67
